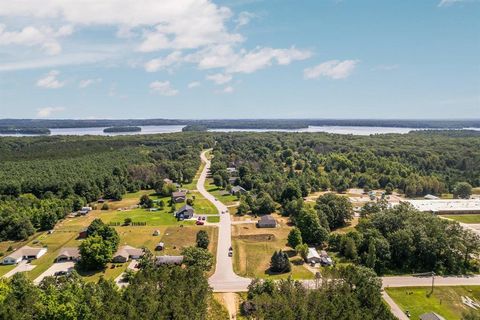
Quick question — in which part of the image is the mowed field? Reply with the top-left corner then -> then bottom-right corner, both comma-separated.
386,286 -> 480,320
232,216 -> 314,280
441,214 -> 480,224
0,188 -> 218,281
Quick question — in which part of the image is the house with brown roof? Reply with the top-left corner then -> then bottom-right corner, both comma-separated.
55,247 -> 80,262
2,246 -> 47,265
172,191 -> 187,203
112,245 -> 144,263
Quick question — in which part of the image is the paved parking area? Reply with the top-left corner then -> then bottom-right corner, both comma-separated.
34,261 -> 75,284
2,260 -> 36,278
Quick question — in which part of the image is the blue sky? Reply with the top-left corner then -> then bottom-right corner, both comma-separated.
0,0 -> 478,119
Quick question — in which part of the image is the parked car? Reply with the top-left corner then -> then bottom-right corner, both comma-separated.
54,271 -> 67,276
228,251 -> 233,257
196,220 -> 205,225
201,216 -> 206,221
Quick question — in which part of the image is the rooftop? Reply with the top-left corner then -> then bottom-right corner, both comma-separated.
399,199 -> 480,213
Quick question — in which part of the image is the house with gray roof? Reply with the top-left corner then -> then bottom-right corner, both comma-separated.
155,255 -> 184,265
257,215 -> 277,228
175,204 -> 195,220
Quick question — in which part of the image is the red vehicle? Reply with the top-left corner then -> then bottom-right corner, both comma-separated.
196,220 -> 205,225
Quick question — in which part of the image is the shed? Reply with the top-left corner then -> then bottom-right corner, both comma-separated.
155,242 -> 165,251
153,230 -> 161,236
257,215 -> 277,228
78,228 -> 88,239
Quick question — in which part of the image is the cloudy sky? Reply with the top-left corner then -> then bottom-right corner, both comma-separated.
0,0 -> 478,119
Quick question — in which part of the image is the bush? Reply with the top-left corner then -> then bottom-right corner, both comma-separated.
101,203 -> 109,210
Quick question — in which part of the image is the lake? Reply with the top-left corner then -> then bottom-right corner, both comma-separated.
1,125 -> 478,137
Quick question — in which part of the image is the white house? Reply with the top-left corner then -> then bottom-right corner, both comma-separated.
306,247 -> 322,264
2,246 -> 47,265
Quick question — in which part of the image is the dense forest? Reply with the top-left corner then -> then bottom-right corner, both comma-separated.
0,266 -> 211,320
210,130 -> 480,201
0,134 -> 213,240
243,265 -> 394,319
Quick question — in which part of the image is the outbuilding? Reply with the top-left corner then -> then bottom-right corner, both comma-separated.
257,215 -> 277,228
155,255 -> 184,265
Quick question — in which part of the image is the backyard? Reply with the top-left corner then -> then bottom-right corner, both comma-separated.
441,214 -> 480,224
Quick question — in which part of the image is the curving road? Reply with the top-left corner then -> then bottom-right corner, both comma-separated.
197,150 -> 251,292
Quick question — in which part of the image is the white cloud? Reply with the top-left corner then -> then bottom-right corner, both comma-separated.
304,60 -> 358,80
187,45 -> 311,74
149,81 -> 178,96
373,64 -> 399,71
223,86 -> 234,93
0,24 -> 73,55
235,11 -> 256,29
79,78 -> 102,88
144,51 -> 182,72
206,73 -> 232,85
36,70 -> 65,88
188,81 -> 201,88
36,107 -> 65,117
438,0 -> 472,6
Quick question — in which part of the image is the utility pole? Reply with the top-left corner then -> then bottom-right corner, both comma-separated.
430,271 -> 435,295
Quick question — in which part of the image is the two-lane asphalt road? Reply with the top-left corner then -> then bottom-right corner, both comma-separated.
197,150 -> 251,292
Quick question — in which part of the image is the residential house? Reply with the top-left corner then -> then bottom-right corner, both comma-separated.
257,215 -> 277,228
230,185 -> 247,196
155,255 -> 184,265
306,247 -> 322,264
2,246 -> 47,265
112,245 -> 144,263
420,313 -> 446,320
55,247 -> 80,262
319,250 -> 333,266
175,204 -> 195,220
226,167 -> 237,175
163,178 -> 173,185
172,191 -> 187,203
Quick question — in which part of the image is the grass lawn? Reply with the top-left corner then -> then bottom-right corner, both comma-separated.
78,262 -> 129,283
232,219 -> 314,280
0,264 -> 15,277
386,286 -> 480,320
441,214 -> 480,224
188,191 -> 218,215
99,207 -> 194,226
207,216 -> 220,223
206,178 -> 239,206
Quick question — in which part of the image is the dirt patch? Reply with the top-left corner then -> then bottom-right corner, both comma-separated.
236,233 -> 276,242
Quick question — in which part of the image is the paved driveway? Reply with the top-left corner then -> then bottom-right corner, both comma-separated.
34,261 -> 75,284
198,150 -> 251,292
3,260 -> 36,278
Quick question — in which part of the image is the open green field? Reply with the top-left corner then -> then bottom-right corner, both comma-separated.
206,178 -> 239,206
207,216 -> 220,223
99,208 -> 194,226
441,214 -> 480,224
232,219 -> 314,280
386,286 -> 480,320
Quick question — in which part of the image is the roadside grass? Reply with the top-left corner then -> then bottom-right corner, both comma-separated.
189,191 -> 218,215
207,216 -> 220,223
473,188 -> 480,195
206,178 -> 239,206
0,265 -> 15,277
441,214 -> 480,224
386,286 -> 480,320
232,219 -> 314,280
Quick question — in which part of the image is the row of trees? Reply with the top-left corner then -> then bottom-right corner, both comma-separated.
209,131 -> 479,209
79,219 -> 120,270
330,203 -> 480,274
